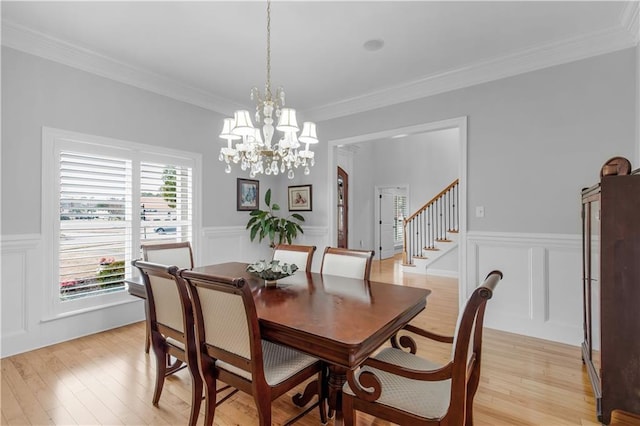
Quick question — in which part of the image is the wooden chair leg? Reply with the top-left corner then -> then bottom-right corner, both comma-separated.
256,397 -> 272,426
202,377 -> 217,426
144,320 -> 150,353
151,340 -> 167,405
342,394 -> 355,426
188,372 -> 203,426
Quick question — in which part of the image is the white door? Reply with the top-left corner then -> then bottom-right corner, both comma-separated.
379,193 -> 396,259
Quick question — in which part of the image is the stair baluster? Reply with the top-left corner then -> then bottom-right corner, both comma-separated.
402,179 -> 459,266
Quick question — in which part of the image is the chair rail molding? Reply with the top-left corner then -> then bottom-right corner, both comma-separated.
200,225 -> 329,273
465,230 -> 583,346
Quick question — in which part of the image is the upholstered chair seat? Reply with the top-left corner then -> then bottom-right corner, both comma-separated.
216,340 -> 319,386
344,347 -> 450,419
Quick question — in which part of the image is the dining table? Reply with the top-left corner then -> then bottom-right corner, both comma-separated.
127,261 -> 431,424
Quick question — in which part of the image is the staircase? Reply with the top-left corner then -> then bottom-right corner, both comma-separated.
402,179 -> 459,274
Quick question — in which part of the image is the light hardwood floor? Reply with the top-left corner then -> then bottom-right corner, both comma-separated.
1,257 -> 599,425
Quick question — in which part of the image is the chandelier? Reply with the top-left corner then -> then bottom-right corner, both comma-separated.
218,0 -> 319,179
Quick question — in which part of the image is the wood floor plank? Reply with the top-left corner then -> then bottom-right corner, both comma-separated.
1,369 -> 27,423
0,255 -> 601,425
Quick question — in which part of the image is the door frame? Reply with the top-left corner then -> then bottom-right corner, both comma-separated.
327,116 -> 468,307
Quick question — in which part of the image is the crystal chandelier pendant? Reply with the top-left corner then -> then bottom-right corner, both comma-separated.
217,0 -> 318,179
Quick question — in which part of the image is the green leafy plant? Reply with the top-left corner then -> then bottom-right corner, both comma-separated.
246,188 -> 305,247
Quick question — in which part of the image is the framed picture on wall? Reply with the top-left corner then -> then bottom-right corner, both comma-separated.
288,185 -> 312,211
237,178 -> 259,211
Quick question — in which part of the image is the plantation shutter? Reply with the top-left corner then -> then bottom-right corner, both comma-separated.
140,162 -> 192,245
58,152 -> 132,300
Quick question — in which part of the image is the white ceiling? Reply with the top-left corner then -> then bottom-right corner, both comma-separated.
2,1 -> 638,121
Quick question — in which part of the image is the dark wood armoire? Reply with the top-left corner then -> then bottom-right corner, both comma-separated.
581,157 -> 640,424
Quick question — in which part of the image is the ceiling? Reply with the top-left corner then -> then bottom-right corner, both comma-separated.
2,1 -> 638,121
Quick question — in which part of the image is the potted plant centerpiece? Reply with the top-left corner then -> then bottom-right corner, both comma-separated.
246,188 -> 305,248
245,188 -> 305,287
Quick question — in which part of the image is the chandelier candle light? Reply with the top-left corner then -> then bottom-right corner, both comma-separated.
219,0 -> 319,179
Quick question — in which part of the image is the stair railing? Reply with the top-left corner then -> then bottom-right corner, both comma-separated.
402,179 -> 459,266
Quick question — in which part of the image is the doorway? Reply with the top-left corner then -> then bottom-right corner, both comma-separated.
337,167 -> 348,248
327,116 -> 468,308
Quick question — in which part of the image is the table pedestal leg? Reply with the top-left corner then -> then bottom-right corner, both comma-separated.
327,364 -> 347,425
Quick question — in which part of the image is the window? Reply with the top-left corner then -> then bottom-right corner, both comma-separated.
140,162 -> 192,244
59,152 -> 132,300
43,128 -> 199,316
394,195 -> 407,244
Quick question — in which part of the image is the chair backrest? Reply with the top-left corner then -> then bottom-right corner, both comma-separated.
320,247 -> 374,280
181,270 -> 266,380
132,260 -> 193,338
142,241 -> 194,269
448,270 -> 503,414
272,244 -> 316,272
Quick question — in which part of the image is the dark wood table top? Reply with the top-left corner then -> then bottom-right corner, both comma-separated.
128,262 -> 430,368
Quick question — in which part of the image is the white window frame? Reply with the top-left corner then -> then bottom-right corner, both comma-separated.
42,127 -> 201,320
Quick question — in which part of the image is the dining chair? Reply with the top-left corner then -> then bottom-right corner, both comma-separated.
342,270 -> 504,426
140,241 -> 194,353
131,260 -> 202,426
142,241 -> 194,269
181,269 -> 327,426
320,247 -> 374,280
272,244 -> 316,272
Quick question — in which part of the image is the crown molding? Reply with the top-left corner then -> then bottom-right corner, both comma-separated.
1,20 -> 242,115
306,24 -> 637,122
2,15 -> 636,123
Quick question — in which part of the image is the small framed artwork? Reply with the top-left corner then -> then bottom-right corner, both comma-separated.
288,185 -> 312,211
237,178 -> 259,211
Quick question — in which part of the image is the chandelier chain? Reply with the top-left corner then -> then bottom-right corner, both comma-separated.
265,0 -> 272,100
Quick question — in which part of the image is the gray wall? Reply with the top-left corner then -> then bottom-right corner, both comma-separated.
312,48 -> 636,235
2,46 -> 636,249
1,46 -> 282,236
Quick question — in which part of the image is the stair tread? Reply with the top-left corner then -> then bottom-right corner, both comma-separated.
413,255 -> 429,259
402,263 -> 416,267
448,229 -> 459,233
435,239 -> 452,242
423,247 -> 440,251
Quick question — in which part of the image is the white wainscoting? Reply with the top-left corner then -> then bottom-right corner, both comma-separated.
2,228 -> 581,356
465,231 -> 584,346
200,226 -> 330,273
1,234 -> 144,358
